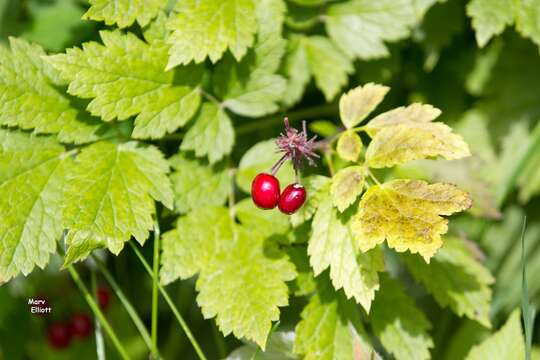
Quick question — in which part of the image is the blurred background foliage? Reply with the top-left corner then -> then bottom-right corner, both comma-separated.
0,0 -> 539,359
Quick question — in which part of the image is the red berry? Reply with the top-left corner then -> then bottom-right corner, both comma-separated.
97,286 -> 111,311
69,313 -> 93,339
251,173 -> 280,209
278,183 -> 307,214
46,322 -> 72,349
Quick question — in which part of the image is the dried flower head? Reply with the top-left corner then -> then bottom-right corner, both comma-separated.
274,117 -> 319,172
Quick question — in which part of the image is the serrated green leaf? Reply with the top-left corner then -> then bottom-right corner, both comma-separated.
290,175 -> 331,226
326,0 -> 417,59
330,166 -> 365,212
143,11 -> 168,44
166,0 -> 257,68
226,331 -> 297,360
466,0 -> 514,47
46,30 -> 202,139
294,280 -> 380,360
403,237 -> 494,327
514,1 -> 540,50
308,194 -> 383,311
0,130 -> 70,282
365,103 -> 442,136
236,140 -> 295,194
161,207 -> 296,349
371,275 -> 433,360
336,130 -> 363,162
287,246 -> 316,296
282,36 -> 311,107
339,83 -> 389,128
235,198 -> 290,239
366,122 -> 470,168
63,142 -> 173,264
180,102 -> 234,164
83,0 -> 166,28
169,154 -> 230,214
0,37 -> 99,143
352,180 -> 472,261
465,310 -> 524,360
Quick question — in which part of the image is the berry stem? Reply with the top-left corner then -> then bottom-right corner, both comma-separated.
91,271 -> 106,360
270,153 -> 289,176
151,220 -> 160,359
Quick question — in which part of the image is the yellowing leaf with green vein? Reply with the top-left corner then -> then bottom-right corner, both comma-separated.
365,103 -> 442,136
294,279 -> 380,360
46,31 -> 202,139
465,310 -> 524,360
161,207 -> 296,349
0,130 -> 71,282
63,142 -> 173,265
352,180 -> 472,261
169,154 -> 230,214
366,122 -> 470,168
180,102 -> 234,164
403,238 -> 494,327
336,130 -> 363,162
339,83 -> 389,128
0,38 -> 99,143
83,0 -> 166,28
331,166 -> 365,212
166,0 -> 257,68
308,194 -> 383,311
290,175 -> 331,226
326,0 -> 417,59
371,275 -> 433,360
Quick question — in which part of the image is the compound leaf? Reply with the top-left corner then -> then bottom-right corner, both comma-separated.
46,30 -> 201,139
339,83 -> 389,128
330,166 -> 365,212
371,275 -> 433,360
0,37 -> 98,143
309,194 -> 383,311
352,180 -> 472,261
83,0 -> 166,28
180,102 -> 234,164
366,122 -> 470,168
63,141 -> 173,264
403,237 -> 494,327
365,103 -> 442,136
0,130 -> 71,282
166,0 -> 257,68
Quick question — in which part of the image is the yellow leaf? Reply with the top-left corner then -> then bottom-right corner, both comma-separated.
351,180 -> 472,261
365,103 -> 442,136
330,166 -> 365,212
339,83 -> 389,128
336,130 -> 363,162
366,122 -> 470,168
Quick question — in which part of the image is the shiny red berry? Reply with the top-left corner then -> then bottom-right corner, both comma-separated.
251,173 -> 280,209
46,322 -> 72,349
97,286 -> 111,311
278,183 -> 307,214
69,313 -> 93,339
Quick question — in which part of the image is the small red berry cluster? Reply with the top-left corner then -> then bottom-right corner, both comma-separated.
251,118 -> 318,214
46,286 -> 111,350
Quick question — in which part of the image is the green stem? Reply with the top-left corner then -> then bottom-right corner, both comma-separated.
496,121 -> 540,206
151,221 -> 160,359
66,265 -> 130,360
91,271 -> 106,360
90,254 -> 154,353
129,242 -> 208,360
236,103 -> 338,135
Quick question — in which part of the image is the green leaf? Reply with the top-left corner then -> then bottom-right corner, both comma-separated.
63,142 -> 173,264
336,130 -> 363,162
330,166 -> 365,212
0,37 -> 99,143
294,279 -> 380,360
180,102 -> 235,164
83,0 -> 166,28
326,0 -> 417,59
371,275 -> 433,360
465,310 -> 525,360
166,0 -> 257,68
169,154 -> 230,214
339,83 -> 389,128
46,30 -> 202,139
161,207 -> 296,349
309,120 -> 339,137
365,103 -> 442,136
236,140 -> 295,194
290,175 -> 331,226
281,36 -> 311,107
226,331 -> 296,359
0,130 -> 70,282
308,194 -> 383,311
235,198 -> 290,239
466,0 -> 514,47
402,237 -> 494,327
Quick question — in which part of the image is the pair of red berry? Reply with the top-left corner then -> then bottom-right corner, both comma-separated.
251,173 -> 306,214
